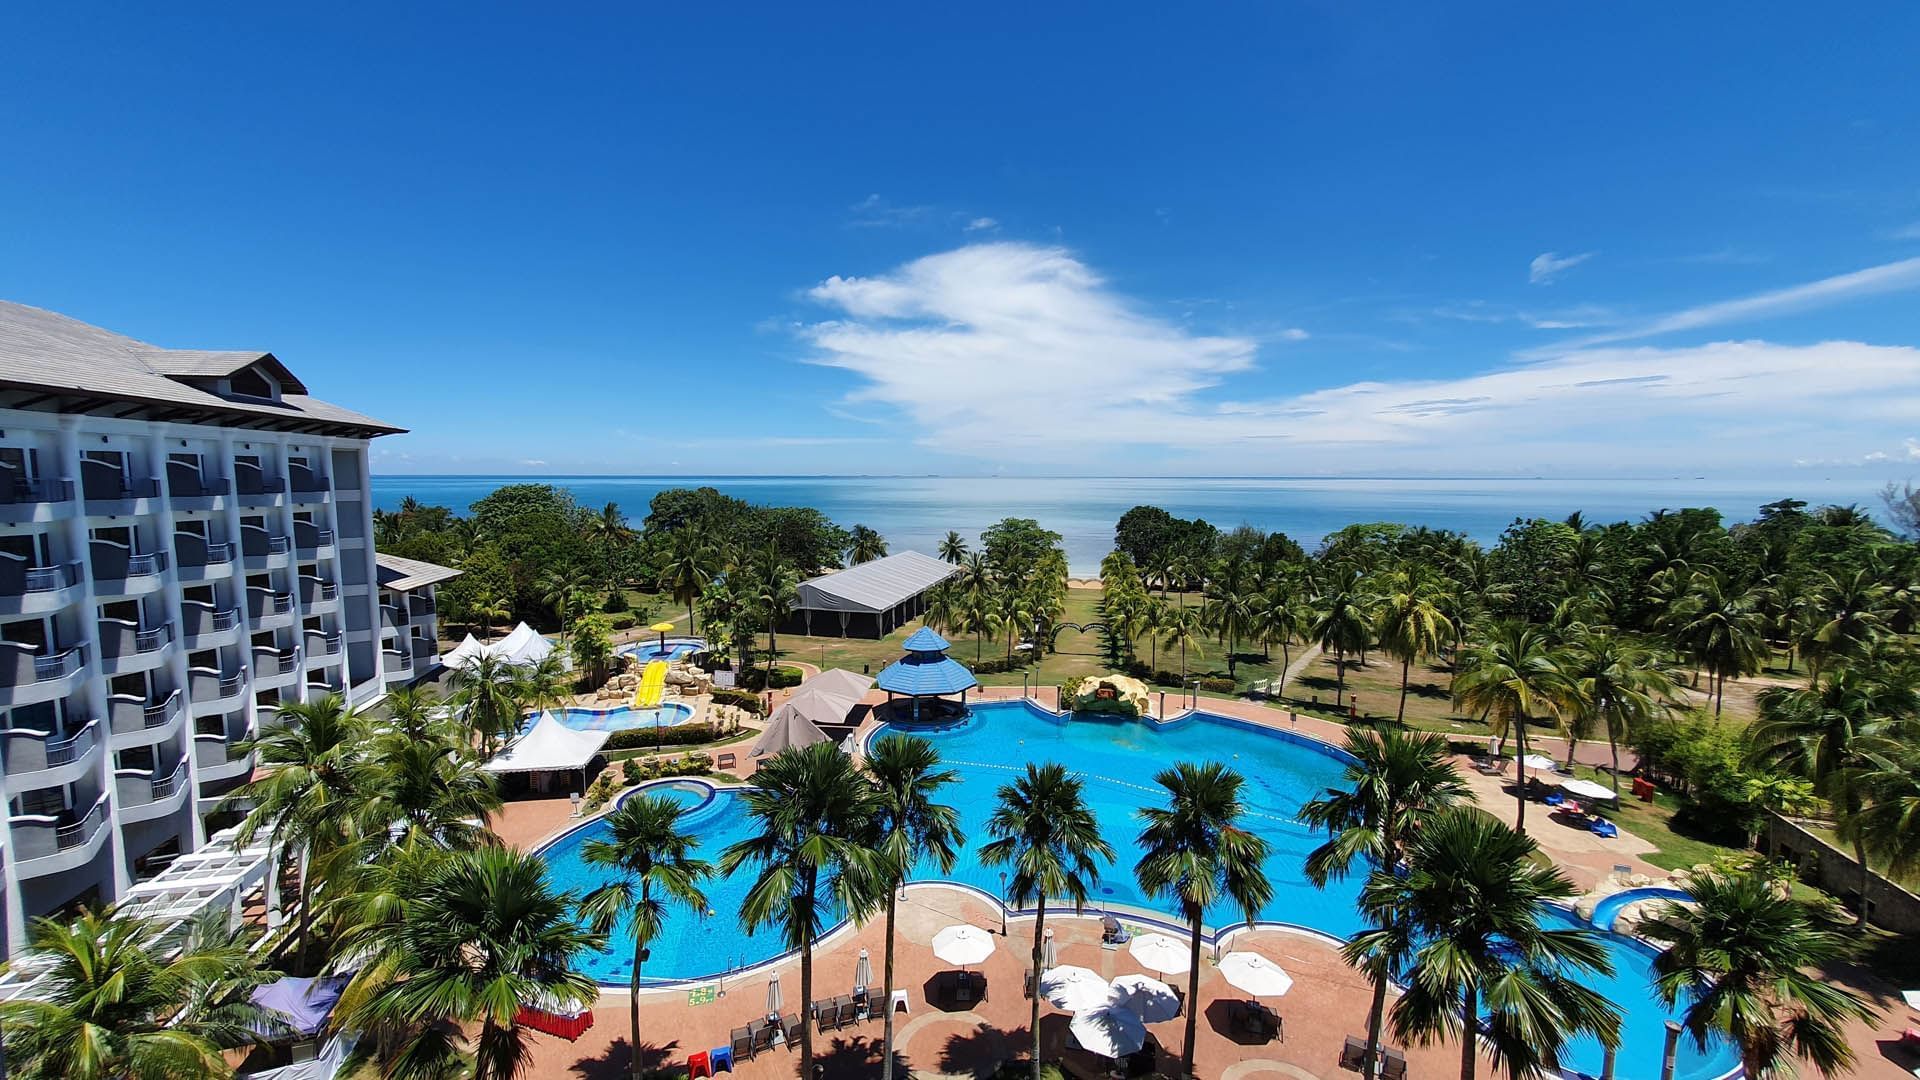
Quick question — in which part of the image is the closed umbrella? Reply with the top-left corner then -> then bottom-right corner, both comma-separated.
854,948 -> 872,990
1070,1003 -> 1148,1059
1039,965 -> 1114,1012
1110,972 -> 1180,1023
765,974 -> 784,1016
1041,927 -> 1058,970
1128,932 -> 1191,975
931,925 -> 996,969
1217,951 -> 1294,999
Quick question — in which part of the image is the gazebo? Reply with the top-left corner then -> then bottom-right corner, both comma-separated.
876,627 -> 978,721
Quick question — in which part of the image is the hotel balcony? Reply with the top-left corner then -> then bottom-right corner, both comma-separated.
0,557 -> 83,617
382,646 -> 415,684
293,522 -> 334,558
303,629 -> 343,660
408,593 -> 436,617
234,467 -> 286,509
240,529 -> 291,571
193,731 -> 254,784
0,717 -> 103,790
89,542 -> 168,598
246,588 -> 295,631
379,603 -> 409,636
108,689 -> 185,750
180,602 -> 242,649
165,467 -> 230,511
10,792 -> 112,879
288,465 -> 331,506
0,642 -> 89,708
97,620 -> 175,677
186,667 -> 246,715
173,534 -> 235,583
305,673 -> 344,698
115,760 -> 192,824
81,466 -> 163,517
253,647 -> 298,691
0,476 -> 76,524
297,576 -> 338,613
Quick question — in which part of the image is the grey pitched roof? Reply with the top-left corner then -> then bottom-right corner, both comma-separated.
0,300 -> 400,435
795,550 -> 960,614
375,552 -> 463,592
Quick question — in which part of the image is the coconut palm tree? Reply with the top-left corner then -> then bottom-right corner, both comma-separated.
1202,577 -> 1260,680
538,564 -> 594,649
1451,622 -> 1574,833
748,545 -> 800,687
1375,566 -> 1457,724
579,795 -> 712,1080
588,501 -> 632,593
1563,631 -> 1678,792
1664,571 -> 1768,717
449,650 -> 525,757
1312,572 -> 1375,700
1357,808 -> 1620,1080
339,846 -> 603,1080
1300,728 -> 1470,1077
1260,589 -> 1310,697
355,718 -> 502,851
474,589 -> 512,642
960,585 -> 1001,664
939,530 -> 970,564
980,762 -> 1116,1080
219,694 -> 365,970
865,735 -> 966,1080
847,523 -> 889,565
1846,737 -> 1920,885
0,909 -> 284,1080
1135,762 -> 1273,1079
997,585 -> 1034,662
1140,596 -> 1171,671
1160,602 -> 1206,692
1801,567 -> 1891,677
1641,871 -> 1878,1079
719,742 -> 880,1078
660,529 -> 717,634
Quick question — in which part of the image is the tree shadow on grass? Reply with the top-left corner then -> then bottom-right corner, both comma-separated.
566,1038 -> 679,1080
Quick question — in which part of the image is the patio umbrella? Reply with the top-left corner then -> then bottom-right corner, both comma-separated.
649,621 -> 675,655
1110,972 -> 1180,1023
931,925 -> 996,969
1041,927 -> 1058,970
1128,932 -> 1192,975
854,948 -> 872,990
1559,777 -> 1619,801
1520,753 -> 1558,772
1218,952 -> 1294,999
765,974 -> 783,1016
1039,965 -> 1114,1012
1070,1003 -> 1148,1059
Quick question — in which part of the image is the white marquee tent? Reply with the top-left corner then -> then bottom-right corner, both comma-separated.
444,623 -> 557,670
484,712 -> 610,775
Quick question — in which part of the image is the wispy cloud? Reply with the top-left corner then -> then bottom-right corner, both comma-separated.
1430,301 -> 1616,330
1278,327 -> 1310,342
963,216 -> 999,232
1529,251 -> 1594,285
847,193 -> 931,228
1550,256 -> 1920,349
1670,247 -> 1771,266
1893,222 -> 1920,241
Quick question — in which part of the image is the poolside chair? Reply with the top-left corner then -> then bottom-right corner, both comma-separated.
1380,1047 -> 1409,1080
731,1027 -> 754,1061
716,752 -> 736,769
835,998 -> 860,1028
1340,1036 -> 1367,1071
1543,791 -> 1565,807
1590,818 -> 1619,839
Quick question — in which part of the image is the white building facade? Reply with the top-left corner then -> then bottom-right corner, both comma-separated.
0,299 -> 432,952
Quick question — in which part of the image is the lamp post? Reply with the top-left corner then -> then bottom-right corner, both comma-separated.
999,871 -> 1009,936
1660,1020 -> 1681,1080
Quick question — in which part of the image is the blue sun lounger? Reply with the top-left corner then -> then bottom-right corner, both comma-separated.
1590,818 -> 1618,839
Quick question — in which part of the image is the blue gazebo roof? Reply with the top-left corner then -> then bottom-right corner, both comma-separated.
900,626 -> 952,653
876,652 -> 978,697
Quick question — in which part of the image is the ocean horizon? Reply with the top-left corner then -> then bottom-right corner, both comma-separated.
370,473 -> 1884,577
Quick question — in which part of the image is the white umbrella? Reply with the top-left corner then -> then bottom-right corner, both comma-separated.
765,974 -> 783,1015
1217,951 -> 1294,999
1039,965 -> 1114,1011
1070,1003 -> 1148,1058
1520,753 -> 1558,772
1559,777 -> 1619,801
1110,972 -> 1181,1023
1128,932 -> 1192,975
931,925 -> 996,968
854,948 -> 872,989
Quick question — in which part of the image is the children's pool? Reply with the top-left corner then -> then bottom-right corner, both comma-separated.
530,703 -> 695,733
618,637 -> 706,662
536,700 -> 1736,1079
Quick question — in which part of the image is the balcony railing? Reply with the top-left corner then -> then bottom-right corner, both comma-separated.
409,594 -> 436,616
253,648 -> 297,674
55,796 -> 110,851
242,533 -> 291,557
380,604 -> 410,628
83,475 -> 161,503
290,472 -> 331,494
0,560 -> 81,598
90,543 -> 169,582
300,578 -> 338,604
175,538 -> 235,569
1,644 -> 87,688
167,474 -> 230,499
0,477 -> 73,505
306,632 -> 343,656
111,689 -> 182,733
247,590 -> 294,618
235,472 -> 286,496
294,526 -> 334,551
1,718 -> 99,775
181,603 -> 240,639
189,667 -> 246,700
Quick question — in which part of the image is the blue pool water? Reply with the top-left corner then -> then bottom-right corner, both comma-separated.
536,700 -> 1736,1079
533,704 -> 695,732
619,637 -> 707,662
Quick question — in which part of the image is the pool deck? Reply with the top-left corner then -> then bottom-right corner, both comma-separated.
505,684 -> 1920,1079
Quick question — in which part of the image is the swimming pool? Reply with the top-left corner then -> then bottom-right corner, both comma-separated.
536,700 -> 1736,1079
618,637 -> 707,662
532,703 -> 695,733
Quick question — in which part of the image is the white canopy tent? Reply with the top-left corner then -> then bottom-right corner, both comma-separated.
484,712 -> 609,775
444,623 -> 557,670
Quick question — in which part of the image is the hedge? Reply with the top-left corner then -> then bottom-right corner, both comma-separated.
606,722 -> 722,752
971,654 -> 1040,675
736,666 -> 804,691
608,613 -> 638,630
709,688 -> 766,715
1196,676 -> 1238,694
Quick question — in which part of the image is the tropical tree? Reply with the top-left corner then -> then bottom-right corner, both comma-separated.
1134,763 -> 1273,1079
1375,567 -> 1457,723
0,909 -> 284,1080
719,742 -> 880,1078
1846,737 -> 1920,885
219,694 -> 365,969
1312,573 -> 1375,700
355,717 -> 502,851
1563,631 -> 1678,791
1300,728 -> 1471,1077
1801,567 -> 1891,677
449,650 -> 525,756
659,529 -> 717,633
537,564 -> 594,648
847,523 -> 889,565
1641,871 -> 1879,1079
959,584 -> 1001,664
980,763 -> 1116,1080
1259,589 -> 1310,697
579,795 -> 713,1080
1451,622 -> 1574,832
587,500 -> 632,592
748,545 -> 800,687
1160,602 -> 1205,691
1202,577 -> 1260,679
939,529 -> 970,564
865,735 -> 966,1080
338,847 -> 603,1080
474,588 -> 512,642
1357,809 -> 1620,1080
1665,571 -> 1768,717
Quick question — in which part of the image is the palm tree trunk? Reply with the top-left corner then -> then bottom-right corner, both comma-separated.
1715,671 -> 1725,718
883,889 -> 900,1080
1397,656 -> 1411,724
688,600 -> 697,635
1181,909 -> 1204,1078
630,885 -> 647,1080
294,846 -> 313,972
1458,985 -> 1478,1080
1362,969 -> 1390,1078
800,885 -> 816,1077
1278,641 -> 1291,698
1030,897 -> 1048,1080
1855,836 -> 1874,927
1336,647 -> 1347,699
1514,716 -> 1529,833
1608,730 -> 1622,796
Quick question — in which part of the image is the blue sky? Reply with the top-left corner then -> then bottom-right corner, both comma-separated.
2,4 -> 1918,480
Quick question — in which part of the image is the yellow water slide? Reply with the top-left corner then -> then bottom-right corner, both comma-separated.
632,659 -> 668,709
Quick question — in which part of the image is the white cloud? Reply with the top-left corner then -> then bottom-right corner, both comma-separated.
1279,327 -> 1310,341
1529,251 -> 1595,285
964,217 -> 999,232
519,458 -> 547,467
1553,256 -> 1920,350
847,193 -> 931,228
1894,222 -> 1920,241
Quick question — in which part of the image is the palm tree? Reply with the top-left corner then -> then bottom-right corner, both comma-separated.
997,585 -> 1034,662
0,909 -> 283,1080
939,529 -> 970,563
1300,728 -> 1472,1079
1312,573 -> 1374,701
1357,809 -> 1620,1080
579,795 -> 713,1080
1375,567 -> 1457,723
719,742 -> 880,1078
1802,567 -> 1891,677
473,588 -> 513,642
865,735 -> 966,1080
748,545 -> 800,687
1847,737 -> 1920,884
1202,578 -> 1260,680
1451,622 -> 1573,833
847,523 -> 889,565
449,650 -> 525,756
1161,602 -> 1205,691
219,694 -> 364,969
924,582 -> 960,637
538,564 -> 594,648
1641,871 -> 1879,1079
1563,631 -> 1678,792
1260,590 -> 1310,696
1135,763 -> 1273,1079
355,720 -> 502,850
980,763 -> 1116,1080
588,501 -> 632,593
340,847 -> 603,1080
960,585 -> 1001,664
1140,596 -> 1170,671
1665,571 -> 1768,717
660,529 -> 717,634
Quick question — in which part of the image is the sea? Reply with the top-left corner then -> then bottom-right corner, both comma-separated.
370,475 -> 1882,578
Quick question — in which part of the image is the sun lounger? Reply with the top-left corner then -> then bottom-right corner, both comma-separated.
1340,1035 -> 1367,1071
1380,1047 -> 1409,1080
1232,1000 -> 1281,1041
1543,791 -> 1565,807
716,752 -> 736,769
1590,818 -> 1618,839
731,1026 -> 755,1060
779,1013 -> 801,1046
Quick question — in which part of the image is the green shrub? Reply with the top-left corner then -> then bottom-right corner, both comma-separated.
737,666 -> 804,691
710,688 -> 765,715
603,590 -> 630,614
608,613 -> 638,631
582,770 -> 618,813
621,758 -> 643,785
621,750 -> 716,783
606,722 -> 722,752
1197,676 -> 1238,694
